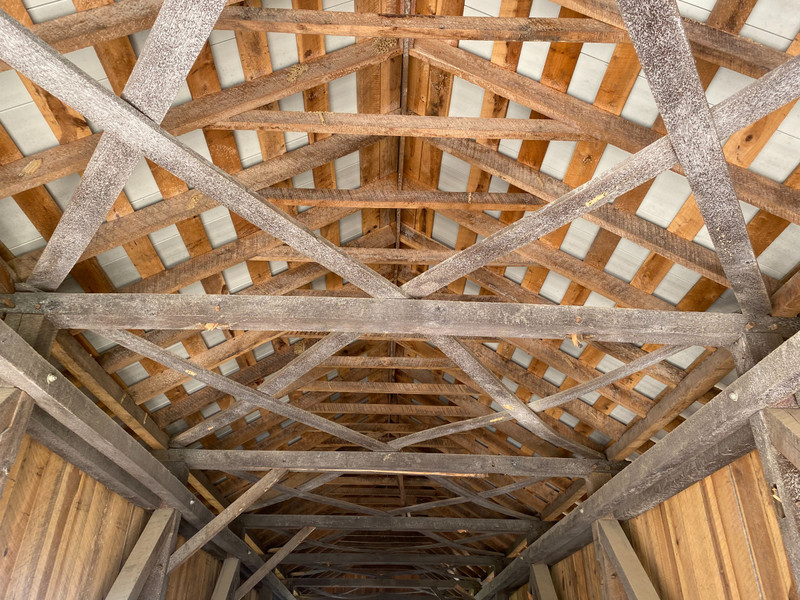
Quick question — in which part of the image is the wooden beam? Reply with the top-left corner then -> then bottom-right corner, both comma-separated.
617,0 -> 771,318
154,449 -> 623,478
281,553 -> 504,566
3,294 -> 791,345
433,335 -> 600,458
400,41 -> 800,297
99,328 -> 391,452
214,110 -> 590,140
529,564 -> 558,600
169,469 -> 288,572
286,576 -> 479,589
27,0 -> 228,291
753,409 -> 800,586
0,14 -> 400,301
474,327 -> 800,598
234,527 -> 316,600
0,318 -> 263,571
211,557 -> 241,600
592,518 -> 660,600
0,387 -> 33,497
104,508 -> 180,600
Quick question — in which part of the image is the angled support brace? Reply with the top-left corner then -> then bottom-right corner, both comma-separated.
592,518 -> 660,600
104,508 -> 180,600
529,564 -> 558,600
211,557 -> 241,600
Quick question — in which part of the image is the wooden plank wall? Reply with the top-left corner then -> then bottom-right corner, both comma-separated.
516,451 -> 798,600
0,435 -> 256,600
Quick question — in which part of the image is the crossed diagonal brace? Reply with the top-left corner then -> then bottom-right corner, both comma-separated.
2,2 -> 799,459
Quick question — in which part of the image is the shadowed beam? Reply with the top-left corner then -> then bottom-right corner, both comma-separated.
98,329 -> 392,452
234,527 -> 316,600
286,577 -> 479,590
2,294 -> 795,345
239,515 -> 535,534
616,0 -> 771,318
154,449 -> 624,478
27,0 -> 229,291
399,41 -> 800,298
474,327 -> 800,598
281,554 -> 506,566
168,469 -> 288,572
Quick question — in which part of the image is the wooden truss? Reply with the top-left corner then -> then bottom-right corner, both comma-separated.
0,0 -> 800,598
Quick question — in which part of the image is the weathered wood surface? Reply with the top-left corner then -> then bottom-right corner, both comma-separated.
3,293 -> 792,344
156,449 -> 623,477
592,518 -> 660,600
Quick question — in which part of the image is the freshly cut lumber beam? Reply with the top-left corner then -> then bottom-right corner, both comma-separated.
214,110 -> 591,139
3,293 -> 795,345
154,449 -> 624,478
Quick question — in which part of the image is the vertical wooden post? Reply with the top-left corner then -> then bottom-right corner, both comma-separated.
211,557 -> 241,600
529,563 -> 558,600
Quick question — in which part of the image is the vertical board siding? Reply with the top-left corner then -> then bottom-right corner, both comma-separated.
0,436 -> 256,600
521,451 -> 798,600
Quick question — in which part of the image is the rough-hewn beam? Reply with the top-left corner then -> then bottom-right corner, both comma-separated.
242,515 -> 534,534
155,449 -> 623,478
281,554 -> 504,566
169,470 -> 287,572
210,557 -> 240,600
27,0 -> 228,291
215,110 -> 590,140
99,329 -> 391,452
287,577 -> 479,590
3,294 -> 791,345
234,528 -> 315,600
529,564 -> 558,600
0,319 -> 262,571
0,387 -> 33,496
475,328 -> 800,598
617,0 -> 771,318
401,41 -> 800,297
105,508 -> 180,600
592,518 -> 660,600
0,13 -> 401,300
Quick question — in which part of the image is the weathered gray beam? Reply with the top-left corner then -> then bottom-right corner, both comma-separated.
0,318 -> 263,571
100,328 -> 389,452
104,508 -> 180,600
530,345 -> 689,411
169,469 -> 288,572
287,577 -> 479,590
433,335 -> 600,458
474,326 -> 800,598
281,554 -> 505,566
155,449 -> 622,478
234,527 -> 315,600
616,0 -> 771,318
0,388 -> 33,497
529,564 -> 558,600
28,0 -> 228,291
2,294 -> 792,345
211,558 -> 241,600
753,409 -> 800,587
592,518 -> 660,600
0,11 -> 401,301
401,42 -> 800,298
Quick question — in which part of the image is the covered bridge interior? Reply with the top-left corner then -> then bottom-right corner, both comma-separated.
1,0 -> 800,598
